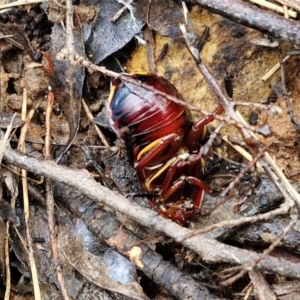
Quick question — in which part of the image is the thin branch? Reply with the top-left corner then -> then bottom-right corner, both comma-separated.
248,270 -> 276,300
3,148 -> 300,279
222,211 -> 298,286
179,24 -> 300,210
81,98 -> 109,147
60,53 -> 270,137
190,0 -> 300,46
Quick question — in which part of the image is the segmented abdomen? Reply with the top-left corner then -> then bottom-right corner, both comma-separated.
107,74 -> 190,146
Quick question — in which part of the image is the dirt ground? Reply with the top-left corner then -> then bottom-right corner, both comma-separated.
1,0 -> 300,299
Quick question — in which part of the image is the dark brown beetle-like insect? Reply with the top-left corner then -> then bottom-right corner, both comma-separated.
107,73 -> 223,226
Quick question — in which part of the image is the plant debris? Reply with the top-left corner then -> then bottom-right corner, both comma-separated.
1,0 -> 300,299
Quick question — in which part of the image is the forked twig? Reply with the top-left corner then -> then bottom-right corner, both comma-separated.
180,23 -> 300,207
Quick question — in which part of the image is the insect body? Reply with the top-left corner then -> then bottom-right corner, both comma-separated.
107,73 -> 223,226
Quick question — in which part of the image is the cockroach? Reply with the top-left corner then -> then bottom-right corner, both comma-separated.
106,73 -> 223,226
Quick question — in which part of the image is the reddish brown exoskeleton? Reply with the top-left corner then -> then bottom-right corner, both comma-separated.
106,73 -> 223,226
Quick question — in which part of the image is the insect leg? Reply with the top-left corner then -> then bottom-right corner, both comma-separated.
185,105 -> 224,152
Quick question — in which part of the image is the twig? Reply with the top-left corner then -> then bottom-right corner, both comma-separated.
200,121 -> 224,156
180,23 -> 300,207
61,53 -> 270,137
222,135 -> 262,168
81,98 -> 109,147
0,114 -> 16,162
182,205 -> 289,237
44,88 -> 54,160
111,0 -> 135,22
222,211 -> 298,286
3,147 -> 300,279
65,0 -> 74,53
190,0 -> 300,45
233,102 -> 282,114
261,55 -> 290,81
18,85 -> 41,300
195,147 -> 265,221
44,89 -> 70,300
248,270 -> 276,300
219,148 -> 264,198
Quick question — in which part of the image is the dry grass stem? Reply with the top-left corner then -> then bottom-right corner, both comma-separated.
222,135 -> 262,169
249,0 -> 297,17
0,0 -> 44,10
274,0 -> 300,11
4,224 -> 10,300
0,114 -> 16,162
18,86 -> 41,299
261,55 -> 291,81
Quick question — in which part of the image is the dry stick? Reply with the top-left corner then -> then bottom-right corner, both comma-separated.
190,0 -> 300,46
111,0 -> 135,22
243,285 -> 254,300
220,148 -> 263,198
64,54 -> 268,136
223,212 -> 298,286
179,24 -> 300,281
233,102 -> 282,113
283,4 -> 289,18
3,148 -> 300,279
222,135 -> 262,169
81,98 -> 109,147
180,24 -> 300,207
44,89 -> 70,300
248,270 -> 276,300
190,206 -> 289,236
200,121 -> 224,156
185,25 -> 300,281
0,114 -> 16,162
18,86 -> 41,300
